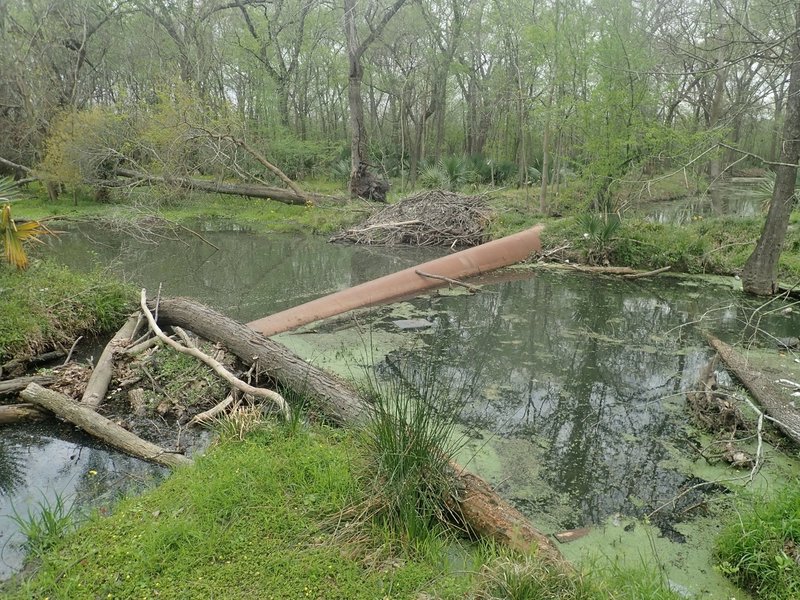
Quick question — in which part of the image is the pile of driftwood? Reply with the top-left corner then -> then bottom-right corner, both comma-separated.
330,190 -> 492,247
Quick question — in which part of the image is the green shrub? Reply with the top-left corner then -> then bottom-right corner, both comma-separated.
716,485 -> 800,600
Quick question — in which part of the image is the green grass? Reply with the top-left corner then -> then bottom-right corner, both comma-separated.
11,183 -> 366,236
715,485 -> 800,600
4,424 -> 471,600
0,259 -> 133,361
540,214 -> 800,282
9,491 -> 80,560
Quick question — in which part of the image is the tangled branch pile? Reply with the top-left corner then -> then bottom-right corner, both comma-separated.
331,190 -> 492,247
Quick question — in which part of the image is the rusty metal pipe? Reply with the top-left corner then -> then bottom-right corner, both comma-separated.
248,225 -> 543,337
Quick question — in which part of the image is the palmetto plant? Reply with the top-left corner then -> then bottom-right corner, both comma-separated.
0,177 -> 50,269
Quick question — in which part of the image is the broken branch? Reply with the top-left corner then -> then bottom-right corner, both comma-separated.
140,289 -> 290,419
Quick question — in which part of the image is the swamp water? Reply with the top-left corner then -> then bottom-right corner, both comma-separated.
3,223 -> 800,597
644,178 -> 765,224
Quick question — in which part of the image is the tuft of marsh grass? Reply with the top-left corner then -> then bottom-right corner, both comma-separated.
356,352 -> 470,544
469,545 -> 684,600
715,485 -> 800,600
9,491 -> 80,559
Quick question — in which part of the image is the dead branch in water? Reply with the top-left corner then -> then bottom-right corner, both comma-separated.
21,383 -> 192,468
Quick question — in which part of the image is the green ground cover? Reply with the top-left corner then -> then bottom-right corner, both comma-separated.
12,177 -> 799,283
3,419 -> 685,600
0,259 -> 133,361
716,485 -> 800,599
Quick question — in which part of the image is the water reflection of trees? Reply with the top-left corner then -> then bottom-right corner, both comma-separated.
0,440 -> 24,496
394,273 -> 738,527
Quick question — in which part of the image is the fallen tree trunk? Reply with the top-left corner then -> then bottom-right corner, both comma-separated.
248,225 -> 543,336
155,297 -> 564,563
0,403 -> 47,424
81,315 -> 139,408
1,350 -> 66,378
707,334 -> 800,445
21,383 -> 193,468
157,298 -> 367,426
112,168 -> 338,207
139,290 -> 289,418
0,375 -> 55,396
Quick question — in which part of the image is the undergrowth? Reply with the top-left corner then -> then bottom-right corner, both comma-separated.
716,484 -> 800,600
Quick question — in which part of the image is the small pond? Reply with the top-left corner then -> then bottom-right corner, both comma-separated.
643,178 -> 765,224
3,222 -> 800,597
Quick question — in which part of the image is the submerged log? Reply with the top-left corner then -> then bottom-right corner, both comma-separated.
0,403 -> 47,424
248,225 -> 543,337
156,297 -> 564,563
21,383 -> 193,468
81,315 -> 140,409
707,334 -> 800,445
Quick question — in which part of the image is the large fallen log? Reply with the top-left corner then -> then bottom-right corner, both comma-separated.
112,168 -> 338,207
21,383 -> 193,468
248,225 -> 543,336
707,334 -> 800,445
81,315 -> 140,408
157,298 -> 367,426
156,297 -> 564,563
0,403 -> 47,424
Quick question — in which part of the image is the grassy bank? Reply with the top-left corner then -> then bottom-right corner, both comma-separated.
716,485 -> 800,599
3,419 -> 684,600
0,260 -> 133,361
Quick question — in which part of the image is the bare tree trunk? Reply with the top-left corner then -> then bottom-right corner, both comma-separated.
81,315 -> 139,409
343,0 -> 407,201
742,3 -> 800,295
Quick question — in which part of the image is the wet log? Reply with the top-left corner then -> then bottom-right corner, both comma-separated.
155,297 -> 565,564
248,225 -> 543,337
156,298 -> 367,426
1,350 -> 66,378
707,334 -> 800,445
111,169 -> 339,207
0,403 -> 47,424
20,383 -> 193,469
82,315 -> 140,409
0,375 -> 55,397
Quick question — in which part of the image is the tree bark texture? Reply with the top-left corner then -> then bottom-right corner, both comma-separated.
0,375 -> 55,397
707,335 -> 800,445
0,403 -> 47,424
154,297 -> 564,563
21,383 -> 193,469
742,3 -> 800,295
81,314 -> 139,408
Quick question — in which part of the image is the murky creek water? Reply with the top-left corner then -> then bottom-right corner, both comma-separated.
3,223 -> 799,596
643,178 -> 765,224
